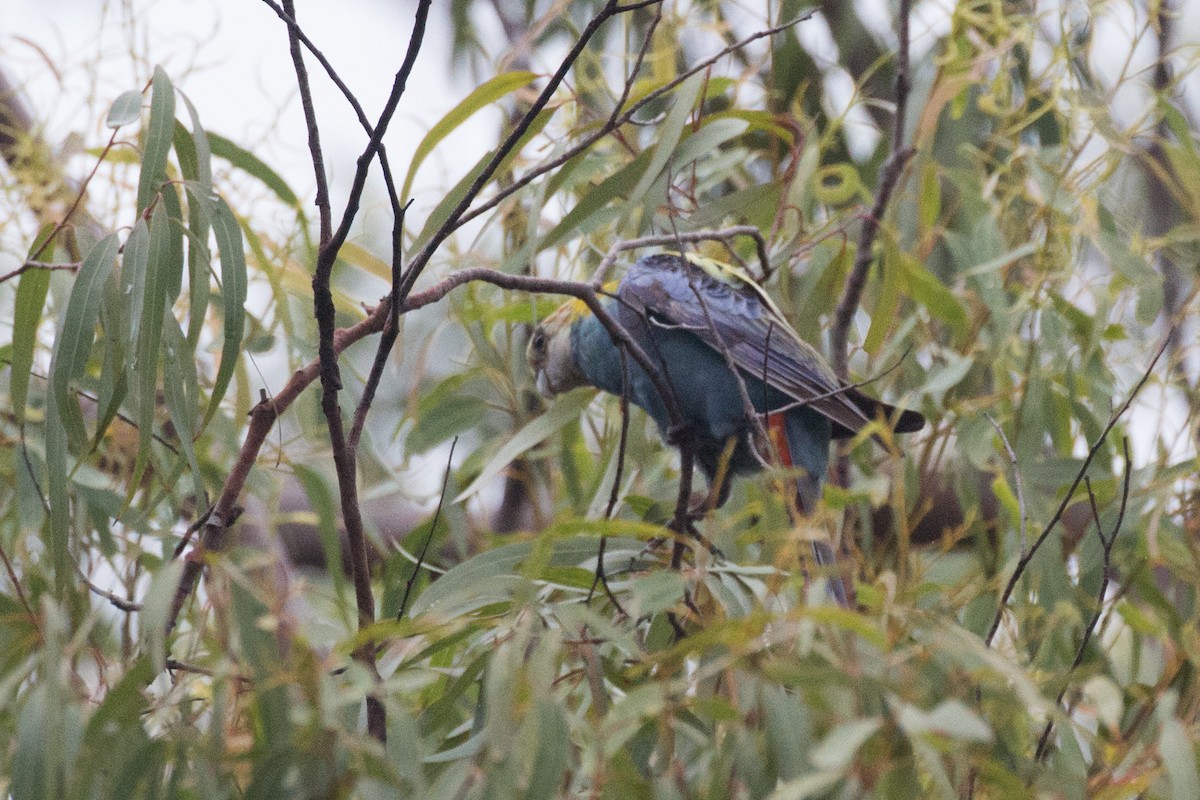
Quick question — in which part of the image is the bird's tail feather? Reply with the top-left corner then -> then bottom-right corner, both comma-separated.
810,539 -> 854,608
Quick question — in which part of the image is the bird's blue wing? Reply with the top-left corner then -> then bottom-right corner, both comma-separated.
619,253 -> 884,437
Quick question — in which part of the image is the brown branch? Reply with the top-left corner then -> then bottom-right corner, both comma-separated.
284,0 -> 431,745
348,199 -> 411,452
282,0 -> 332,243
984,337 -> 1168,648
0,259 -> 80,286
397,0 -> 658,304
829,0 -> 915,381
28,127 -> 121,264
81,573 -> 141,613
0,540 -> 34,619
164,269 -> 681,632
257,0 -> 403,219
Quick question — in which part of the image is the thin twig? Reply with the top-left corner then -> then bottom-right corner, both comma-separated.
1033,438 -> 1131,763
766,348 -> 910,417
829,0 -> 915,380
452,11 -> 812,236
285,0 -> 432,746
397,0 -> 657,304
984,337 -> 1168,648
987,413 -> 1027,556
0,259 -> 80,285
587,349 -> 631,616
257,0 -> 403,218
282,0 -> 332,242
0,541 -> 34,619
591,227 -> 771,287
398,437 -> 457,621
348,199 -> 412,452
82,574 -> 141,613
25,126 -> 122,265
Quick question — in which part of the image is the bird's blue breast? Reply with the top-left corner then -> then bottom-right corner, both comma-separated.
571,307 -> 830,493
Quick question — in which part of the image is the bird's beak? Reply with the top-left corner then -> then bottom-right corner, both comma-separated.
535,369 -> 552,398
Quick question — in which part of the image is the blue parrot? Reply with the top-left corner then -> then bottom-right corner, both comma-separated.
527,252 -> 924,605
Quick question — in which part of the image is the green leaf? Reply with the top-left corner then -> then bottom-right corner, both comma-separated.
106,89 -> 144,129
50,232 -> 121,449
899,250 -> 967,336
864,239 -> 902,354
538,148 -> 653,253
208,132 -> 299,207
766,771 -> 844,800
410,536 -> 644,618
203,196 -> 247,429
129,203 -> 172,490
176,94 -> 214,347
629,570 -> 686,616
11,231 -> 54,425
136,66 -> 175,213
1160,713 -> 1200,800
670,117 -> 749,167
408,394 -> 486,455
11,684 -> 52,800
455,388 -> 595,503
292,464 -> 350,602
161,314 -> 204,504
138,560 -> 184,673
412,108 -> 554,253
401,70 -> 535,201
619,71 -> 705,229
158,182 -> 187,302
809,717 -> 883,771
525,700 -> 570,800
894,698 -> 993,742
44,392 -> 71,591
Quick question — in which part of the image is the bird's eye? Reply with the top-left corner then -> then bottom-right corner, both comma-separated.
531,329 -> 546,354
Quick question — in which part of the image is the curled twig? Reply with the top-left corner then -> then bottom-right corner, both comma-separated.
987,413 -> 1027,556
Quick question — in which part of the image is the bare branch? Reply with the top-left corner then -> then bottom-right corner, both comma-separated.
1033,438 -> 1131,763
0,259 -> 80,286
588,350 -> 631,616
257,0 -> 403,220
984,337 -> 1168,648
829,0 -> 916,380
398,0 -> 658,303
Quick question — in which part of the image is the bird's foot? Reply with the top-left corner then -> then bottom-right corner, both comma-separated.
686,491 -> 713,523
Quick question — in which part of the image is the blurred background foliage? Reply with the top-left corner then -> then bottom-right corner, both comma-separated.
0,0 -> 1198,797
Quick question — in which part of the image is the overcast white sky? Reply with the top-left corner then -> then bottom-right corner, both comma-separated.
3,0 -> 504,248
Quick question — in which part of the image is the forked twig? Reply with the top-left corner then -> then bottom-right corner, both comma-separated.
1033,438 -> 1131,763
983,336 -> 1167,649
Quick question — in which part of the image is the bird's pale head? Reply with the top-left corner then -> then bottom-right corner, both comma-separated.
528,299 -> 591,397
